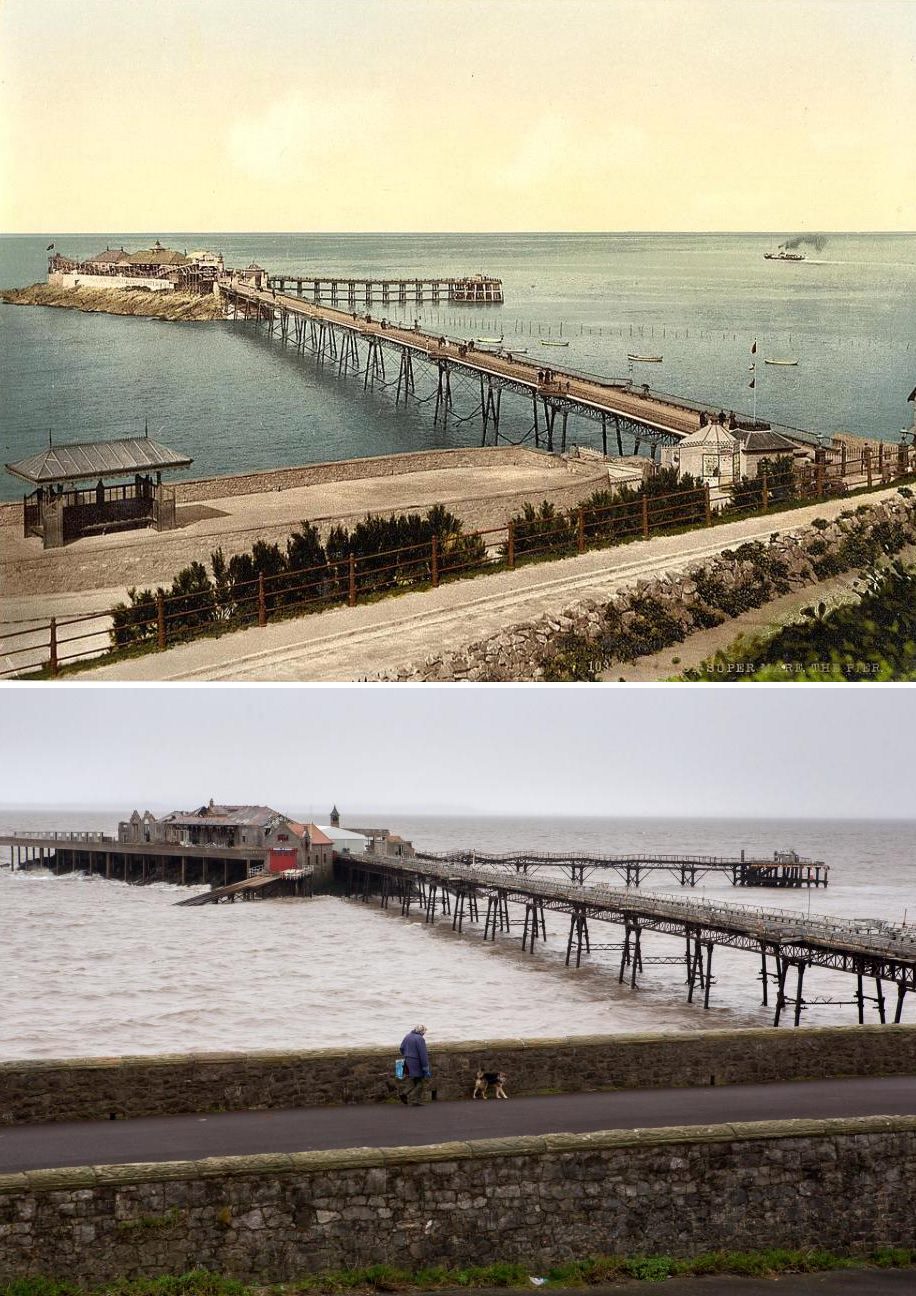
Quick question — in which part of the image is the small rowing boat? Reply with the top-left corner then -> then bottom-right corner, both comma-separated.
764,358 -> 799,366
628,353 -> 663,363
541,339 -> 569,347
477,336 -> 503,344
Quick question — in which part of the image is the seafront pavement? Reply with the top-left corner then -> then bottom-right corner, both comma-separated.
0,455 -> 604,602
64,484 -> 909,682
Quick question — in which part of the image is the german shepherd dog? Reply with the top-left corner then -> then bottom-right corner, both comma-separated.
473,1069 -> 508,1099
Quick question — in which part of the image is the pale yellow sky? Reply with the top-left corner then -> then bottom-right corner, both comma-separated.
1,0 -> 913,232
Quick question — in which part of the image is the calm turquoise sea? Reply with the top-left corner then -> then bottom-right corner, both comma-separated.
1,232 -> 914,503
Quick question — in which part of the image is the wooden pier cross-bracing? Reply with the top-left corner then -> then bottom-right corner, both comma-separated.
338,856 -> 914,1028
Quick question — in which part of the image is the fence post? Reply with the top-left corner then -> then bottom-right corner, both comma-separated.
348,553 -> 357,606
761,471 -> 769,512
257,573 -> 267,627
48,617 -> 58,677
864,446 -> 873,489
816,458 -> 825,500
507,518 -> 515,569
156,592 -> 166,651
431,534 -> 439,588
641,494 -> 650,539
878,441 -> 884,474
704,484 -> 712,526
577,507 -> 585,554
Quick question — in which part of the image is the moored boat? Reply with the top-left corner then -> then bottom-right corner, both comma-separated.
764,358 -> 799,366
476,335 -> 503,344
628,353 -> 663,362
540,339 -> 569,347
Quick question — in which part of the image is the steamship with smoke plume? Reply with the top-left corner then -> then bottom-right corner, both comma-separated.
764,246 -> 805,261
763,234 -> 827,262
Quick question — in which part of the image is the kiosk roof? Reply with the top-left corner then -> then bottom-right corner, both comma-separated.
6,436 -> 193,485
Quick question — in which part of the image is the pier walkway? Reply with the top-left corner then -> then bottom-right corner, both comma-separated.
342,856 -> 916,1027
175,870 -> 313,905
417,850 -> 828,888
1,1077 -> 912,1174
223,279 -> 733,451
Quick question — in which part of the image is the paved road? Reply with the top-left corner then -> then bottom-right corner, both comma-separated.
2,1077 -> 913,1173
72,486 -> 903,681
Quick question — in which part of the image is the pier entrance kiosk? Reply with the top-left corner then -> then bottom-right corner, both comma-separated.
6,435 -> 193,549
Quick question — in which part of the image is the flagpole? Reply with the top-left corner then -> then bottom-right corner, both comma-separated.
750,337 -> 758,424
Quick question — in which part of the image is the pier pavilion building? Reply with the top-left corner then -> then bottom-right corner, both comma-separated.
48,242 -> 224,294
118,801 -> 333,879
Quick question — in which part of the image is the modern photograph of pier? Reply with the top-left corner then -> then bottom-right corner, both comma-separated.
1,0 -> 914,681
1,686 -> 915,1285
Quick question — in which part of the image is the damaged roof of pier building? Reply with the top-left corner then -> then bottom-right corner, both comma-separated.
160,803 -> 286,828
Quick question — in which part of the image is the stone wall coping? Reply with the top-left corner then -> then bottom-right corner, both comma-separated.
2,1114 -> 913,1196
3,1024 -> 910,1075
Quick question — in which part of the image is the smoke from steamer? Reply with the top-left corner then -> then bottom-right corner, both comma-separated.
779,234 -> 829,252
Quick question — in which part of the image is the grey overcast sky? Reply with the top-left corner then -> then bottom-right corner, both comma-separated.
1,687 -> 914,820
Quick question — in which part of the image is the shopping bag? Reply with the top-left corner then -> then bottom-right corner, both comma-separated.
394,1058 -> 406,1080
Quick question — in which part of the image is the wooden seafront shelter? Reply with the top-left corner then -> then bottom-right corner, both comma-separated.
5,434 -> 193,548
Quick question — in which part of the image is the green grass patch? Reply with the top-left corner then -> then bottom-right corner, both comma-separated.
5,1248 -> 916,1296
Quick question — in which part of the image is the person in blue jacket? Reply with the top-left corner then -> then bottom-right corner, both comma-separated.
399,1024 -> 431,1106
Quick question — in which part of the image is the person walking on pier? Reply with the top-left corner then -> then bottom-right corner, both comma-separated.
399,1024 -> 431,1106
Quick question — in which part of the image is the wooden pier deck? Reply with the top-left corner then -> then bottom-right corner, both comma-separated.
267,274 -> 503,305
416,849 -> 829,888
0,832 -> 267,889
341,855 -> 914,1027
221,278 -> 740,452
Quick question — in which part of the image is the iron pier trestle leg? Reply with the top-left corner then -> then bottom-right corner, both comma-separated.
703,941 -> 714,1009
894,981 -> 907,1024
773,952 -> 790,1027
793,960 -> 808,1027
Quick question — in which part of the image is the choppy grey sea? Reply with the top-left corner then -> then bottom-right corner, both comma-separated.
1,808 -> 913,1060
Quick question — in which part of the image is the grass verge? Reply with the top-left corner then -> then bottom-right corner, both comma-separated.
4,1247 -> 916,1295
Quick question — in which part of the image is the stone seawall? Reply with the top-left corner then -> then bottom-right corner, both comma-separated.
172,446 -> 585,504
0,446 -> 583,529
1,1116 -> 913,1281
2,1025 -> 913,1126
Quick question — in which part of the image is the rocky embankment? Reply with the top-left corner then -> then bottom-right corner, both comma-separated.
377,491 -> 916,681
0,282 -> 225,321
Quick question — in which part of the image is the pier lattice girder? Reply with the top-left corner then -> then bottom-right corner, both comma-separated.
415,849 -> 830,888
339,856 -> 915,1028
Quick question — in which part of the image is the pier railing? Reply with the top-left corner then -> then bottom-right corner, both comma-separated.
3,452 -> 914,678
